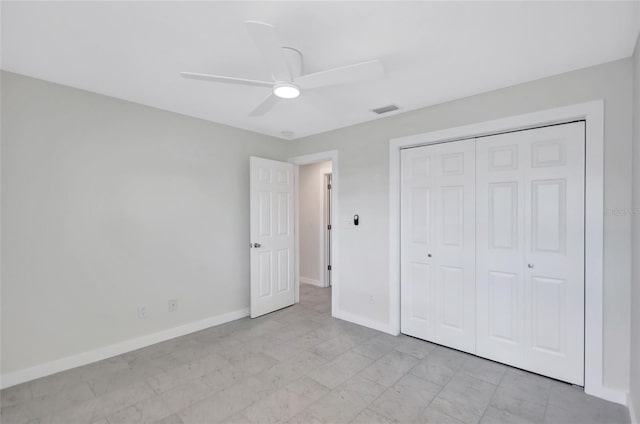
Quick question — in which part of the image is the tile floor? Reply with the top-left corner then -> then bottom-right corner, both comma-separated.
0,284 -> 631,424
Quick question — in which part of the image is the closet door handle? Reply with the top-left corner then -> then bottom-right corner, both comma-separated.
528,263 -> 534,268
427,253 -> 432,258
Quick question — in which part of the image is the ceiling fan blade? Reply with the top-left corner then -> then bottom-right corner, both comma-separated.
244,21 -> 291,82
295,59 -> 384,90
180,72 -> 273,87
249,93 -> 279,117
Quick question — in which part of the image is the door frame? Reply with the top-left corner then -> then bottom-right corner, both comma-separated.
324,172 -> 332,287
289,150 -> 339,314
389,101 -> 618,403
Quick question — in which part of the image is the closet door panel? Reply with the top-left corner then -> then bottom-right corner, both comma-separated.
401,140 -> 475,353
433,140 -> 476,353
476,122 -> 585,385
525,123 -> 585,385
476,138 -> 527,366
401,148 -> 437,341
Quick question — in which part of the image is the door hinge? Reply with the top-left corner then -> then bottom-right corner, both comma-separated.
327,224 -> 332,230
327,184 -> 332,190
328,265 -> 332,271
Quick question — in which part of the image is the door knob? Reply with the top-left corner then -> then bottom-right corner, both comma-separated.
427,253 -> 432,258
253,243 -> 262,248
528,263 -> 534,268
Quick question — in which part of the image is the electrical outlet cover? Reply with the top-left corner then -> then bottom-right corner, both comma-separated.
138,305 -> 148,319
168,299 -> 178,312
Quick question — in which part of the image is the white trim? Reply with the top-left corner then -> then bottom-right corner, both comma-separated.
289,150 -> 339,317
628,392 -> 639,424
323,172 -> 332,288
333,309 -> 395,335
293,164 -> 301,304
300,276 -> 323,287
0,308 -> 249,390
389,100 -> 623,404
583,385 -> 628,407
317,167 -> 331,287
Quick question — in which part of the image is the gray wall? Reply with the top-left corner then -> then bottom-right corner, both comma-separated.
631,32 -> 640,422
0,71 -> 289,374
289,58 -> 634,392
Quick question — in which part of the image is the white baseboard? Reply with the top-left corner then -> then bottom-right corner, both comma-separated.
629,392 -> 639,424
332,308 -> 395,335
300,276 -> 324,287
0,308 -> 249,390
584,383 -> 628,405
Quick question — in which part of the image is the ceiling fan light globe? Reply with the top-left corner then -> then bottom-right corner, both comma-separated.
273,84 -> 300,99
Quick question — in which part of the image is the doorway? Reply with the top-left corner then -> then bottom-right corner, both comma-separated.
298,161 -> 332,305
289,150 -> 339,315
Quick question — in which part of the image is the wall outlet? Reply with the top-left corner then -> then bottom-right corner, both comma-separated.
369,295 -> 374,304
138,305 -> 148,319
168,299 -> 178,312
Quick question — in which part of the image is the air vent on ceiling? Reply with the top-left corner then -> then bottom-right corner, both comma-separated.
371,104 -> 400,115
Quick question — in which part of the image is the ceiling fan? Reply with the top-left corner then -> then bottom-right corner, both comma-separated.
180,21 -> 385,117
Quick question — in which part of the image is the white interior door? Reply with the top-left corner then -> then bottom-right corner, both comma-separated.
476,122 -> 585,385
400,139 -> 476,353
250,157 -> 295,318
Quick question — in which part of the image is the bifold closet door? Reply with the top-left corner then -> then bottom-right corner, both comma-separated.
400,139 -> 476,353
476,122 -> 585,385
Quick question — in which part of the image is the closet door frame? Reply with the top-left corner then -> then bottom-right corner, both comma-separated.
389,101 -> 620,404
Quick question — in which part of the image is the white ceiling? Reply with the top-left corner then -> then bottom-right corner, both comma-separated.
2,1 -> 639,140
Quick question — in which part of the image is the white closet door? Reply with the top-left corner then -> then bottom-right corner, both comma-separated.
401,139 -> 476,353
476,122 -> 585,385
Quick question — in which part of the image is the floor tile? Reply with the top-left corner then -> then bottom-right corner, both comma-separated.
109,378 -> 211,424
481,405 -> 538,424
309,335 -> 357,361
429,373 -> 497,424
0,384 -> 32,409
350,408 -> 397,424
242,376 -> 328,423
409,346 -> 467,386
42,381 -> 155,424
417,406 -> 466,424
152,414 -> 184,424
146,353 -> 230,393
544,382 -> 630,424
1,382 -> 95,424
227,352 -> 279,377
359,350 -> 420,387
199,364 -> 247,394
178,376 -> 271,424
460,356 -> 507,385
498,369 -> 552,404
490,386 -> 546,423
306,351 -> 372,389
369,374 -> 441,422
256,351 -> 327,389
352,333 -> 401,360
297,375 -> 387,423
393,336 -> 437,359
